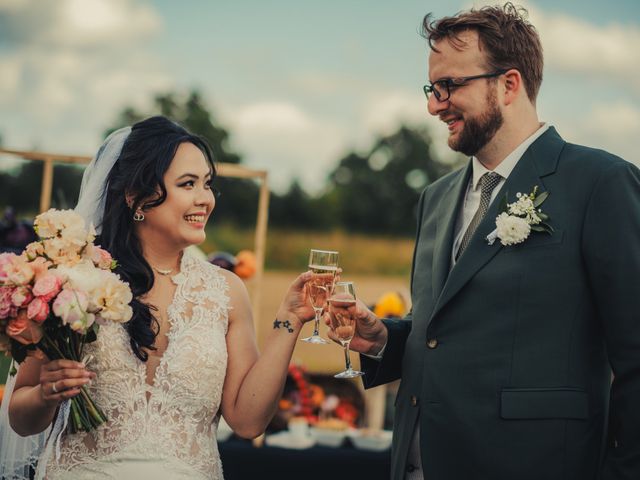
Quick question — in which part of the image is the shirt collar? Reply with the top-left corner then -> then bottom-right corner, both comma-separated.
470,123 -> 550,190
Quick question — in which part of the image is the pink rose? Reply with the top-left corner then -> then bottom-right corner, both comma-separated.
0,287 -> 14,318
27,297 -> 50,323
0,252 -> 17,282
7,310 -> 44,345
11,286 -> 33,307
91,246 -> 114,270
33,272 -> 62,302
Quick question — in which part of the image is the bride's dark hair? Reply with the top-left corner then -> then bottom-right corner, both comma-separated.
98,116 -> 216,361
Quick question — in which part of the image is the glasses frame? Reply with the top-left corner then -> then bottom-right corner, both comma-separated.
423,69 -> 510,102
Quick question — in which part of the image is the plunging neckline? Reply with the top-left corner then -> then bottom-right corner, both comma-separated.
143,255 -> 185,403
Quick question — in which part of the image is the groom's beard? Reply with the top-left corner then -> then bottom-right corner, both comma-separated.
448,89 -> 504,157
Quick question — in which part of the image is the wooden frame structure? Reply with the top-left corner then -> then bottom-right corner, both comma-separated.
0,148 -> 270,331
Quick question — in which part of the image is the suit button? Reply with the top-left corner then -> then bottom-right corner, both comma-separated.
427,338 -> 438,349
410,395 -> 418,407
406,464 -> 417,473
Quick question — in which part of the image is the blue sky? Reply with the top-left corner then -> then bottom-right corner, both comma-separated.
1,0 -> 638,192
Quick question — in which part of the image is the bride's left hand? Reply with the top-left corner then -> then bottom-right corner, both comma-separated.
276,271 -> 316,326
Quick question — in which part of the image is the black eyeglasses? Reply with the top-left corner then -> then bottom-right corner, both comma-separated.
423,69 -> 509,102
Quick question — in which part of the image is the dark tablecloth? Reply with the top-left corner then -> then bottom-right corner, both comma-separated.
219,436 -> 391,480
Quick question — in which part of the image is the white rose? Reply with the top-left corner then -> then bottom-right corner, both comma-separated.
90,271 -> 133,323
495,213 -> 531,246
57,261 -> 103,295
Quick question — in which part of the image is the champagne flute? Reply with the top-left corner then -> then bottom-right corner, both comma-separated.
329,281 -> 364,378
301,249 -> 339,344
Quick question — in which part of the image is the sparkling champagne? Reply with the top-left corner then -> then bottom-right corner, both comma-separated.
307,265 -> 338,310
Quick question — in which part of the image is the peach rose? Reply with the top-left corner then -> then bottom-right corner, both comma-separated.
23,241 -> 45,261
7,310 -> 43,345
5,256 -> 34,285
30,257 -> 52,282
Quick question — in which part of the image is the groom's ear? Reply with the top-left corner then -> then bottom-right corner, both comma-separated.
502,69 -> 524,106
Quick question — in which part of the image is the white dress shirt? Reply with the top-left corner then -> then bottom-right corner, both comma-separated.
451,123 -> 549,264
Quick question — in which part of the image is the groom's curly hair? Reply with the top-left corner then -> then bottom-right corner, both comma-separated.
99,116 -> 216,362
421,2 -> 543,102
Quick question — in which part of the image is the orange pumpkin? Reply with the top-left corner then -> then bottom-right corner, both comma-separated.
234,250 -> 257,279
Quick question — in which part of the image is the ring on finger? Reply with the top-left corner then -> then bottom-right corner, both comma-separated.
52,382 -> 59,394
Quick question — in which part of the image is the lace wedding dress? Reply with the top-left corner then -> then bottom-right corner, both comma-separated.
43,254 -> 230,479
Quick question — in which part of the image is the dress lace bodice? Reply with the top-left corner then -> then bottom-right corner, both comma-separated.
45,254 -> 230,479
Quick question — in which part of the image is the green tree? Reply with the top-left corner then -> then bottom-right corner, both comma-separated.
325,126 -> 462,235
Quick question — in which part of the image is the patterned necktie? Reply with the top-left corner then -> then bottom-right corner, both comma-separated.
456,171 -> 502,260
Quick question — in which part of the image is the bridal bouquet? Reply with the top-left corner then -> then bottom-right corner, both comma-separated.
0,209 -> 133,433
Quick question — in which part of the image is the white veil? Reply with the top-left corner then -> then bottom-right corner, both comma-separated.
0,362 -> 48,480
75,126 -> 132,233
0,126 -> 132,479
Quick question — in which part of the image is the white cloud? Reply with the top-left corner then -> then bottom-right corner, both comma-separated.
514,2 -> 640,92
224,101 -> 347,193
0,0 -> 170,155
558,102 -> 640,166
234,102 -> 313,131
0,0 -> 161,48
358,90 -> 461,164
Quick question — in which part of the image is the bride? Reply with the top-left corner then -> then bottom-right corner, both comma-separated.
5,116 -> 316,479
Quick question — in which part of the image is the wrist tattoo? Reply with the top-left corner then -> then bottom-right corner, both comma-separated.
273,318 -> 294,333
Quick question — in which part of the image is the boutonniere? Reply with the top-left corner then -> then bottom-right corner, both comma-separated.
486,186 -> 553,246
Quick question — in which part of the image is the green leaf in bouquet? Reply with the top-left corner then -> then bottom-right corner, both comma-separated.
84,326 -> 98,344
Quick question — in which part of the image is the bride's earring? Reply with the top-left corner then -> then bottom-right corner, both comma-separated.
133,209 -> 145,222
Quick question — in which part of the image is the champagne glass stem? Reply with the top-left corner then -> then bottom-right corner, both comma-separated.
312,308 -> 322,336
343,342 -> 352,371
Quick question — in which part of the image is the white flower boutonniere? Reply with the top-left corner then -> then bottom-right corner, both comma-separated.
486,186 -> 553,246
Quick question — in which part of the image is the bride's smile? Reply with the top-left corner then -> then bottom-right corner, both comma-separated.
135,142 -> 215,252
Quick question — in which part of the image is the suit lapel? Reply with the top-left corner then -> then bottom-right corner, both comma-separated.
431,163 -> 472,302
430,127 -> 563,321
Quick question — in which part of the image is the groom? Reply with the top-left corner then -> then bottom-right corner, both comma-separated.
346,3 -> 640,479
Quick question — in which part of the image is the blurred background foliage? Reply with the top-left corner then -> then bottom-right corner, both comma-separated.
0,89 -> 464,273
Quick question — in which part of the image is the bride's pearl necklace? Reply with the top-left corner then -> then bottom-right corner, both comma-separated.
152,265 -> 174,276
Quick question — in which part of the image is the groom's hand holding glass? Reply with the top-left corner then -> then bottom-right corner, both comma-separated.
325,299 -> 388,358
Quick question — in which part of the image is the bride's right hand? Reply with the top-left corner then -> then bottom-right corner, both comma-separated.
39,359 -> 96,405
276,271 -> 316,328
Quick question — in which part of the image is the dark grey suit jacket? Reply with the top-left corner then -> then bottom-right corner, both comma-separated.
362,128 -> 640,480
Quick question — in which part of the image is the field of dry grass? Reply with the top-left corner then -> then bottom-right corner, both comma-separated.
202,225 -> 416,276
